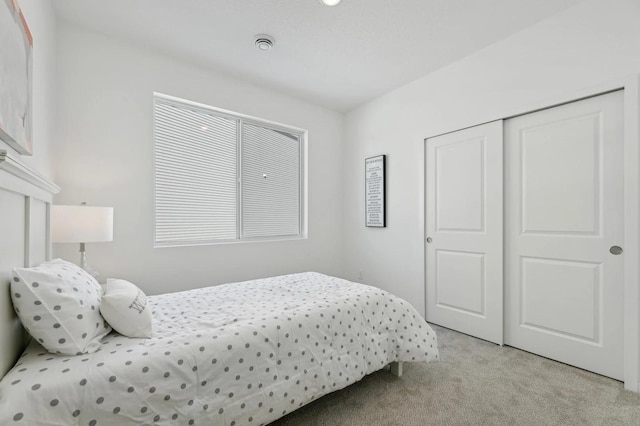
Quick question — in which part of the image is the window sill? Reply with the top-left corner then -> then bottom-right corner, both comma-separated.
153,234 -> 307,249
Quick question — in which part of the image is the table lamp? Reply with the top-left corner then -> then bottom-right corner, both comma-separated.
51,203 -> 113,279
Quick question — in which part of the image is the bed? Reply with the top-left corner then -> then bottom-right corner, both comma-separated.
0,150 -> 439,425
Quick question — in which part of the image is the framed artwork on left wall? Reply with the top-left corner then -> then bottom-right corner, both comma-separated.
0,0 -> 33,155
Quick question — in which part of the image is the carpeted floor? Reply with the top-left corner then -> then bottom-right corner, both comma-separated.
271,325 -> 640,425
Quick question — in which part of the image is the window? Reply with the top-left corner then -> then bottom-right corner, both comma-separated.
153,93 -> 305,247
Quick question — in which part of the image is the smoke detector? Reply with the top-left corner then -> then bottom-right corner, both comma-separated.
254,34 -> 275,51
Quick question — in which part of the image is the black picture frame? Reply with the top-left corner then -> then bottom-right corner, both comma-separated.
365,154 -> 386,227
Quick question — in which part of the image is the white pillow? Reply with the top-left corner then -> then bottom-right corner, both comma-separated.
100,279 -> 152,338
11,259 -> 111,355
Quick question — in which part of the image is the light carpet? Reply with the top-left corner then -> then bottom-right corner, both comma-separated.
271,325 -> 640,425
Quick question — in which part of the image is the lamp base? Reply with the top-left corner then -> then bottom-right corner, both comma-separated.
80,243 -> 100,281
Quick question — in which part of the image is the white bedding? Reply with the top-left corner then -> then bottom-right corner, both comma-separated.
0,272 -> 438,425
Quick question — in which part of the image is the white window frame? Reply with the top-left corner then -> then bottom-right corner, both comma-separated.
153,92 -> 308,247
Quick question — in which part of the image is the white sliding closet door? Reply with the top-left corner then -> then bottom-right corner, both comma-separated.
504,91 -> 624,380
426,121 -> 504,345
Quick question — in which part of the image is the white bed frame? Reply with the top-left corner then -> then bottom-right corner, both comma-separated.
0,149 -> 406,381
0,149 -> 60,378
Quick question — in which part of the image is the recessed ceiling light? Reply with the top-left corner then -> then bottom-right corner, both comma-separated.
254,34 -> 275,52
320,0 -> 341,5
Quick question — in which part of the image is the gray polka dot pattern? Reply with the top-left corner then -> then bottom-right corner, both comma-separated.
11,259 -> 111,355
0,272 -> 439,425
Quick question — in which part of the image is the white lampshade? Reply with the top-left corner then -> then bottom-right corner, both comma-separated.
52,205 -> 114,243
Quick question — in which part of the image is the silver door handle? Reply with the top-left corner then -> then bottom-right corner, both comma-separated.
610,246 -> 623,255
426,237 -> 432,243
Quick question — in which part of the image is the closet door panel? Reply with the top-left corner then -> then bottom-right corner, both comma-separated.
426,120 -> 503,345
520,113 -> 600,234
505,90 -> 624,380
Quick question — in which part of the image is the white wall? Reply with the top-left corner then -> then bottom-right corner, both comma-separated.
1,0 -> 56,179
343,0 -> 640,316
53,24 -> 345,295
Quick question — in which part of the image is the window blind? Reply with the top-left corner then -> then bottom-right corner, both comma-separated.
154,100 -> 238,245
241,124 -> 301,238
153,94 -> 304,246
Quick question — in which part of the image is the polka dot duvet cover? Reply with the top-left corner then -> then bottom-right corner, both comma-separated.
0,272 -> 439,425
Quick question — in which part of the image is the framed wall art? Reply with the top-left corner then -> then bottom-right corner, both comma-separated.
0,0 -> 34,155
365,154 -> 386,227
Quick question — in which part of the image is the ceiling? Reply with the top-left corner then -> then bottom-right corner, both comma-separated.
52,0 -> 584,112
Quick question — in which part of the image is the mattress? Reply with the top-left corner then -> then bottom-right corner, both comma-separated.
0,272 -> 438,425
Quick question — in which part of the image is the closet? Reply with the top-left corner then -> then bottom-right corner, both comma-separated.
425,91 -> 624,380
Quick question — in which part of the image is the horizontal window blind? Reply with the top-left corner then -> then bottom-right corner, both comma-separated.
241,124 -> 300,238
154,100 -> 237,245
153,94 -> 304,246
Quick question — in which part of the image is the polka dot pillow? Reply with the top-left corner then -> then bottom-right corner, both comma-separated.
11,258 -> 112,355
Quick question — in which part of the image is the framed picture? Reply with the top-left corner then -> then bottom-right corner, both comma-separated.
0,0 -> 34,155
365,154 -> 386,227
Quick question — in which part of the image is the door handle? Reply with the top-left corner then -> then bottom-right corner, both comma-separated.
426,237 -> 432,243
610,246 -> 623,255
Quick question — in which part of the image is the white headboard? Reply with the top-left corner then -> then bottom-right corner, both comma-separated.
0,149 -> 60,378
